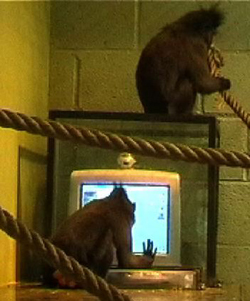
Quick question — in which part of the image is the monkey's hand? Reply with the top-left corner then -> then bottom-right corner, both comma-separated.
218,77 -> 231,91
142,239 -> 157,259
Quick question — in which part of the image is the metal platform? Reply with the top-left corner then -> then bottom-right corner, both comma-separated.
107,268 -> 202,290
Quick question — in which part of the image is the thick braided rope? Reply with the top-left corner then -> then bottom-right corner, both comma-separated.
0,205 -> 132,301
0,108 -> 250,167
208,46 -> 250,127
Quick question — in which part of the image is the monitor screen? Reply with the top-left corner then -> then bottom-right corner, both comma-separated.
68,169 -> 181,267
80,183 -> 170,255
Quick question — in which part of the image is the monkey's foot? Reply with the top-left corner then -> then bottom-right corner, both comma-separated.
53,270 -> 78,288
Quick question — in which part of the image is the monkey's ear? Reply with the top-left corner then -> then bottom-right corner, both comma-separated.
110,185 -> 126,199
201,5 -> 225,31
113,182 -> 123,188
110,185 -> 119,198
132,203 -> 136,212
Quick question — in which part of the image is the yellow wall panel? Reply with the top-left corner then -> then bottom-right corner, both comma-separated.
0,1 -> 50,285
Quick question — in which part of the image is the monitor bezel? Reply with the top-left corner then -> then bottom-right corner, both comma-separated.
69,169 -> 181,267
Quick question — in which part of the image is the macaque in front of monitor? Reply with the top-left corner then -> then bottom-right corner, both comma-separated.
136,5 -> 231,115
43,186 -> 156,287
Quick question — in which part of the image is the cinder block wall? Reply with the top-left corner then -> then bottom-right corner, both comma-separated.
49,1 -> 250,296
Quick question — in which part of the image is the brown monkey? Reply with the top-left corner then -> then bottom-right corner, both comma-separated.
43,186 -> 156,287
136,6 -> 231,115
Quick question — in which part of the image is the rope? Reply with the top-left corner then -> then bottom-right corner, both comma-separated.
0,205 -> 132,301
208,46 -> 250,128
0,46 -> 249,301
0,108 -> 250,167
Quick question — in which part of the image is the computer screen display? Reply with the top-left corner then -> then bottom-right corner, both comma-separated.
80,183 -> 170,254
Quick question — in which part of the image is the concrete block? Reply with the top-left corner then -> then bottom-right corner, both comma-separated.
138,1 -> 199,49
218,117 -> 247,181
242,284 -> 250,301
218,117 -> 247,154
76,50 -> 143,112
215,2 -> 250,51
218,182 -> 250,246
139,1 -> 250,51
49,51 -> 77,109
51,1 -> 136,49
49,50 -> 142,111
217,246 -> 250,284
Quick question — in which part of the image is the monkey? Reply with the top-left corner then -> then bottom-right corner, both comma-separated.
136,6 -> 231,115
43,186 -> 157,288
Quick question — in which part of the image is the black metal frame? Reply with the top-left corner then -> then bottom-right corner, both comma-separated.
47,110 -> 220,286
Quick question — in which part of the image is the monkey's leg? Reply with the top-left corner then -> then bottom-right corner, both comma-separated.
91,230 -> 114,278
136,79 -> 169,114
168,79 -> 196,115
53,270 -> 78,288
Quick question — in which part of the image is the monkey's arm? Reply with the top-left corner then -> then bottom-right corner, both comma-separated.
114,222 -> 155,268
189,50 -> 231,94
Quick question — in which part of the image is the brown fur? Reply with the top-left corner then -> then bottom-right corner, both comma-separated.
136,6 -> 231,115
43,187 -> 155,286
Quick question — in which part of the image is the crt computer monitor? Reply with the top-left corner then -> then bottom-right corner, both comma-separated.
69,169 -> 181,267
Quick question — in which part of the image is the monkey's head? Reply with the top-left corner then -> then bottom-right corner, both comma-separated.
174,6 -> 224,45
110,186 -> 136,222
